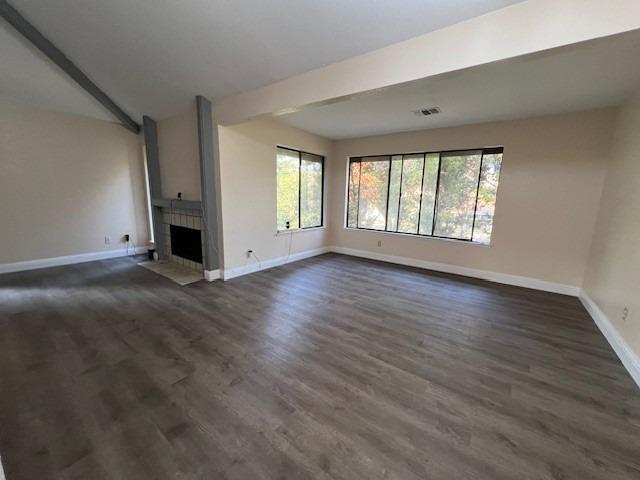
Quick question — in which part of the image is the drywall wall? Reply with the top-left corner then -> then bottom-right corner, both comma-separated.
218,118 -> 332,274
157,107 -> 201,201
0,99 -> 149,264
328,109 -> 617,288
583,93 -> 640,358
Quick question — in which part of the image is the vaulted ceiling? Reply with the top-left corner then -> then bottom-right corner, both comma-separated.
0,0 -> 523,122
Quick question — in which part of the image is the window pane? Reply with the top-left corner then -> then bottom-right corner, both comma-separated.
347,160 -> 361,228
418,153 -> 440,235
358,157 -> 390,230
300,153 -> 323,228
276,148 -> 299,230
397,154 -> 424,234
472,153 -> 502,244
386,156 -> 402,231
434,152 -> 482,240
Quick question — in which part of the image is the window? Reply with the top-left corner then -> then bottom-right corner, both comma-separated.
277,146 -> 324,230
346,147 -> 503,244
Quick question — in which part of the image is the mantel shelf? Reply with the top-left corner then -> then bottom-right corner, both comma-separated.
152,198 -> 202,210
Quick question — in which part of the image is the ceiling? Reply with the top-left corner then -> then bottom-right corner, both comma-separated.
278,30 -> 640,139
0,0 -> 523,123
0,24 -> 114,121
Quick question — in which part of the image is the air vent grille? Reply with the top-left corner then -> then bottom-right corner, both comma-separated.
413,107 -> 441,116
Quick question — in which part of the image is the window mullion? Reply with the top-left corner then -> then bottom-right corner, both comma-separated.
356,160 -> 362,228
431,153 -> 442,236
395,156 -> 404,232
298,151 -> 302,229
416,153 -> 427,235
321,156 -> 325,229
470,152 -> 485,242
384,157 -> 392,231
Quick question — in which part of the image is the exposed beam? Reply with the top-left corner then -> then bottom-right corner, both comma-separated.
216,0 -> 640,124
196,96 -> 221,275
0,0 -> 140,133
142,116 -> 166,258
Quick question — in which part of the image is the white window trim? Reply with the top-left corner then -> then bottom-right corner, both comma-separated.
276,226 -> 327,236
343,226 -> 492,247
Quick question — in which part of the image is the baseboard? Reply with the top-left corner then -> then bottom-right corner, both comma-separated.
204,269 -> 221,282
221,245 -> 579,295
222,247 -> 331,280
0,246 -> 148,275
329,246 -> 580,296
579,291 -> 640,389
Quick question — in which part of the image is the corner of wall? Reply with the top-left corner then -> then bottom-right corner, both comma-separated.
579,90 -> 640,386
580,105 -> 623,290
580,290 -> 640,389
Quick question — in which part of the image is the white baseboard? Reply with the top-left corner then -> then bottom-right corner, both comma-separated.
579,291 -> 640,389
222,247 -> 331,280
330,246 -> 580,296
204,269 -> 221,281
222,245 -> 579,296
4,243 -> 579,298
0,246 -> 148,275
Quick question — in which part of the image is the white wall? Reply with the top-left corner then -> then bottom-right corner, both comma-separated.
583,93 -> 640,358
0,100 -> 149,265
328,109 -> 617,289
218,118 -> 332,275
157,107 -> 201,201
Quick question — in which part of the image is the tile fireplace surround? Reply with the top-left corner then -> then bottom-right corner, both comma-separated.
161,206 -> 205,273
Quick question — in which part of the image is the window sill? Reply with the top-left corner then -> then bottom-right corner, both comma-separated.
276,226 -> 326,236
343,227 -> 492,247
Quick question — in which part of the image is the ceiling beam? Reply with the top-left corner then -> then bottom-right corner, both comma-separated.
0,0 -> 140,134
216,0 -> 640,125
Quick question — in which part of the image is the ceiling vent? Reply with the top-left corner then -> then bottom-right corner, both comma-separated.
413,107 -> 441,116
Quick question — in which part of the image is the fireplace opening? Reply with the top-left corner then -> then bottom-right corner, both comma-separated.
170,224 -> 203,264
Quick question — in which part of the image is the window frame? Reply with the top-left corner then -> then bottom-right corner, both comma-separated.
277,145 -> 325,232
345,146 -> 503,244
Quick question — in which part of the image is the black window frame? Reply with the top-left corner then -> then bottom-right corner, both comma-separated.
346,146 -> 503,243
277,145 -> 325,231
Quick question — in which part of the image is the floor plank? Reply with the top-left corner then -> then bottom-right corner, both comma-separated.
0,253 -> 639,479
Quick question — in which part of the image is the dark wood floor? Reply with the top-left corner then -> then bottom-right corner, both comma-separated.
0,253 -> 639,480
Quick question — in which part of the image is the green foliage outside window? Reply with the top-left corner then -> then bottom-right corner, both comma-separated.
277,147 -> 323,231
346,148 -> 503,244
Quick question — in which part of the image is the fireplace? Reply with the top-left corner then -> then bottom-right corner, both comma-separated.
161,207 -> 205,272
170,225 -> 203,264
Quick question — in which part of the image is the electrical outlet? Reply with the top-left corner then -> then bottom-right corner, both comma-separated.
622,307 -> 629,321
124,233 -> 130,242
104,235 -> 111,245
377,240 -> 382,247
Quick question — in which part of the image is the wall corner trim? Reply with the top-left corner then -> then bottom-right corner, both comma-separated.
579,291 -> 640,389
204,269 -> 221,281
0,246 -> 148,275
330,246 -> 580,296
